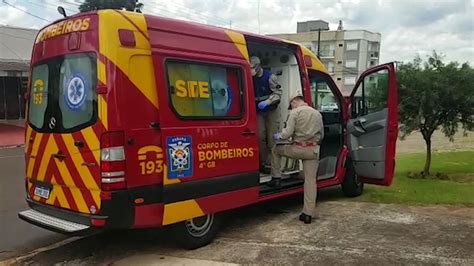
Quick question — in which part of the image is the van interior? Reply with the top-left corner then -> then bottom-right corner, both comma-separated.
246,40 -> 344,195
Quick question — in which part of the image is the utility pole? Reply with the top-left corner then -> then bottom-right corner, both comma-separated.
229,20 -> 232,29
317,28 -> 321,59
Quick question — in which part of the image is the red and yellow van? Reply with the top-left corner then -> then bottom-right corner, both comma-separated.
19,10 -> 398,249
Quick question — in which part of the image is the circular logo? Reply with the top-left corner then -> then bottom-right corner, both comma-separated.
64,73 -> 87,110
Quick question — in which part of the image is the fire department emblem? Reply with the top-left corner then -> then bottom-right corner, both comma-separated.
167,136 -> 193,178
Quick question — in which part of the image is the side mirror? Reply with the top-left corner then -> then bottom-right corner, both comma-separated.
57,6 -> 67,18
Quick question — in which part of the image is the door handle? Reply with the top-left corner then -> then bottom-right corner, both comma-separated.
53,153 -> 66,161
354,119 -> 367,132
241,129 -> 256,136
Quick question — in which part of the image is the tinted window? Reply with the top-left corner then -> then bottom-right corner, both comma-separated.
351,69 -> 388,117
309,72 -> 340,112
29,64 -> 49,128
59,55 -> 96,129
28,53 -> 97,132
167,61 -> 243,118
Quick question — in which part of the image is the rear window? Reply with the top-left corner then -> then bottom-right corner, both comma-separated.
166,60 -> 243,119
28,53 -> 97,132
29,64 -> 49,128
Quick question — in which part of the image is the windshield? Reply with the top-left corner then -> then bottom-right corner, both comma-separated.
28,53 -> 97,132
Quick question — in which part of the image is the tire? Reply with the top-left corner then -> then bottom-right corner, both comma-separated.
171,213 -> 221,249
341,159 -> 364,197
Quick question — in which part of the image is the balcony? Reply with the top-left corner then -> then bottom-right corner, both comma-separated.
370,51 -> 379,59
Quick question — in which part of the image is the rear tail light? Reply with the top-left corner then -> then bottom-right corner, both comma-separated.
100,131 -> 126,191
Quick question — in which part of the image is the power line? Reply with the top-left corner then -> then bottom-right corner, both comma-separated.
2,0 -> 52,22
31,0 -> 77,14
0,41 -> 23,60
145,1 -> 258,32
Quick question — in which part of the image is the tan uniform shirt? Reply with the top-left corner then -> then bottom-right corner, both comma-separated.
281,104 -> 324,143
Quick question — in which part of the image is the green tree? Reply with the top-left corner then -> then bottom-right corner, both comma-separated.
78,0 -> 143,12
397,51 -> 474,176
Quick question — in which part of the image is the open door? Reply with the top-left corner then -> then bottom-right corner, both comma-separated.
347,63 -> 398,186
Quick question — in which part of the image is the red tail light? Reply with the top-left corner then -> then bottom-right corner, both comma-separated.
100,131 -> 126,191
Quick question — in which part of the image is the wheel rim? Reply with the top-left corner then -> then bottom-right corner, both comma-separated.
185,214 -> 214,238
355,173 -> 362,187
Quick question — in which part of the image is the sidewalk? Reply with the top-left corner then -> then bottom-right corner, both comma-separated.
0,121 -> 25,148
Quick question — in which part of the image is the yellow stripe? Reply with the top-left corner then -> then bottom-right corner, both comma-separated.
97,59 -> 106,84
45,177 -> 71,209
36,135 -> 54,181
163,165 -> 180,185
225,30 -> 250,62
25,126 -> 32,152
98,95 -> 108,130
61,134 -> 101,208
82,127 -> 100,164
54,159 -> 89,213
26,132 -> 43,178
98,10 -> 158,109
163,199 -> 205,225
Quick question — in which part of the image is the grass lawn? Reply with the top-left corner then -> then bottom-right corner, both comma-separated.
352,151 -> 474,206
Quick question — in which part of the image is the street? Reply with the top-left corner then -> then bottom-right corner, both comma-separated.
0,147 -> 66,261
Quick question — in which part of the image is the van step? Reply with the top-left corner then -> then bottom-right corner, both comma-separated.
259,178 -> 304,195
18,209 -> 90,234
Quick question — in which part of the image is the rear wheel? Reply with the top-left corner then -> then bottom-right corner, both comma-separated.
341,159 -> 364,197
171,213 -> 221,249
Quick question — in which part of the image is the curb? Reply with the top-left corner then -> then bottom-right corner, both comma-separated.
0,144 -> 24,150
0,237 -> 83,265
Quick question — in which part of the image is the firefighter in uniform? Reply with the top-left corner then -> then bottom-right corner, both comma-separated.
270,92 -> 324,224
250,56 -> 282,172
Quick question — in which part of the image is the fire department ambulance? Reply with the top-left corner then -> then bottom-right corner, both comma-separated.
19,10 -> 398,249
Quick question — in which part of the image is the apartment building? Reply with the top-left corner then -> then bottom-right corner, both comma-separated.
270,20 -> 381,95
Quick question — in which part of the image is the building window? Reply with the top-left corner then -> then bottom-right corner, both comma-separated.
324,61 -> 334,74
167,60 -> 243,119
345,59 -> 357,68
338,43 -> 343,47
320,43 -> 335,57
346,41 -> 358,51
337,60 -> 342,64
344,76 -> 356,85
337,77 -> 342,81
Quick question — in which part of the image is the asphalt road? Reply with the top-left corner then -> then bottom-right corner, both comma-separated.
0,147 -> 66,261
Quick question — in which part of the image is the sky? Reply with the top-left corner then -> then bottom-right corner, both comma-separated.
0,0 -> 473,64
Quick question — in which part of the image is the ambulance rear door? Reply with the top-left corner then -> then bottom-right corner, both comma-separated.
347,63 -> 398,186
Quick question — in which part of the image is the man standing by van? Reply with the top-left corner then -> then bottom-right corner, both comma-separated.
269,92 -> 324,224
250,56 -> 282,173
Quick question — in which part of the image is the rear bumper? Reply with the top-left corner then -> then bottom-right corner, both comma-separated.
18,209 -> 94,235
19,199 -> 103,235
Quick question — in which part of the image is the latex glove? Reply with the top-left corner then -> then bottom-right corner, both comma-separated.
257,101 -> 269,111
272,132 -> 282,141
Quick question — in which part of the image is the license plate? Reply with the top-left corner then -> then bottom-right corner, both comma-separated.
34,186 -> 50,199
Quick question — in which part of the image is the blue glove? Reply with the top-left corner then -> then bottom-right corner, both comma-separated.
257,101 -> 269,111
272,132 -> 282,141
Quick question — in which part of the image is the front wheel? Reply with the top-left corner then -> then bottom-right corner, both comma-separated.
171,213 -> 221,249
341,159 -> 364,197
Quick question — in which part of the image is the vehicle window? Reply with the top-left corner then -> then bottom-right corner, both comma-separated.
351,69 -> 388,117
167,61 -> 243,118
58,54 -> 97,129
27,53 -> 97,132
29,64 -> 49,128
309,71 -> 339,112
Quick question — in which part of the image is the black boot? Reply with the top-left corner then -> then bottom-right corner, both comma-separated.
267,177 -> 281,187
299,213 -> 312,224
